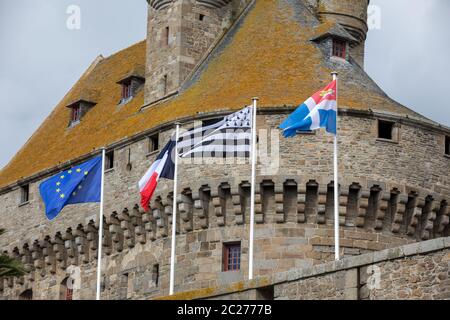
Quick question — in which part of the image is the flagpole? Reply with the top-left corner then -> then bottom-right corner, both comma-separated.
332,72 -> 340,261
249,97 -> 258,280
96,148 -> 106,300
169,123 -> 180,295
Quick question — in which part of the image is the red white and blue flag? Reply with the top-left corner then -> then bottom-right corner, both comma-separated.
279,80 -> 337,137
139,140 -> 176,211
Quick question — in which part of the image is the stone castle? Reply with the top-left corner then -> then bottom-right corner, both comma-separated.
1,0 -> 449,300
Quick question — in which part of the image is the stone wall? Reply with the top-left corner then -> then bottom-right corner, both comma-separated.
273,238 -> 450,300
0,111 -> 449,300
158,237 -> 450,300
144,0 -> 251,105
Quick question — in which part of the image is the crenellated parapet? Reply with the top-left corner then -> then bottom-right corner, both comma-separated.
1,176 -> 450,297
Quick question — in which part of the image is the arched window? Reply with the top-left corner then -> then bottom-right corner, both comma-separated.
60,277 -> 73,300
19,289 -> 33,300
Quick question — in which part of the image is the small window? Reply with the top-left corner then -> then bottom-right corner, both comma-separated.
445,136 -> 450,156
71,104 -> 82,124
164,26 -> 170,46
199,14 -> 205,21
202,118 -> 222,128
105,151 -> 114,170
332,39 -> 346,59
223,242 -> 241,272
378,120 -> 394,140
20,184 -> 29,204
60,277 -> 73,300
149,134 -> 159,153
121,81 -> 132,101
19,289 -> 33,300
152,264 -> 159,287
163,75 -> 168,95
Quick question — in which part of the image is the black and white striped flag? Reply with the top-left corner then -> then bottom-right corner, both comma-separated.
178,106 -> 252,158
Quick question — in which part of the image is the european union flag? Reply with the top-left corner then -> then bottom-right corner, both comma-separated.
39,156 -> 102,220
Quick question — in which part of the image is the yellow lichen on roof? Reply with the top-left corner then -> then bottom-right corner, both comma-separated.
0,40 -> 147,187
0,0 -> 425,188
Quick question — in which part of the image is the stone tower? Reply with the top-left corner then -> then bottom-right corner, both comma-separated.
144,0 -> 250,105
307,0 -> 369,66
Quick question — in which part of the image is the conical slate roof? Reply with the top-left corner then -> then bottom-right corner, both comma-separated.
0,0 -> 434,188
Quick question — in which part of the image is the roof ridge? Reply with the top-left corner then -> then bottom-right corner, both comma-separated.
98,39 -> 146,63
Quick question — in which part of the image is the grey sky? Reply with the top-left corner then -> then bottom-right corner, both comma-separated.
0,0 -> 449,169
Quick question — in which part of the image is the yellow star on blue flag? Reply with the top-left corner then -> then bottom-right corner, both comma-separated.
39,156 -> 102,220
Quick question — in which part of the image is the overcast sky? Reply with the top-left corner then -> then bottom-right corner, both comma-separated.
0,0 -> 449,169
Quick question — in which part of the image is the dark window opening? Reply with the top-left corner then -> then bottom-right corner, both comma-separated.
20,184 -> 29,204
163,75 -> 168,95
60,277 -> 73,300
164,26 -> 170,46
19,289 -> 33,300
446,136 -> 450,156
256,286 -> 275,300
149,134 -> 159,153
223,242 -> 241,271
152,264 -> 159,287
199,14 -> 205,21
332,39 -> 346,59
121,81 -> 133,101
71,105 -> 82,123
202,118 -> 222,128
105,151 -> 114,170
378,120 -> 394,140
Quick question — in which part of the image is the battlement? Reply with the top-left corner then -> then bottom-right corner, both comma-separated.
1,176 -> 448,299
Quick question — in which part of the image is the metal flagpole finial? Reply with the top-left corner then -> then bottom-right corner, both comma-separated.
252,97 -> 259,101
331,72 -> 338,80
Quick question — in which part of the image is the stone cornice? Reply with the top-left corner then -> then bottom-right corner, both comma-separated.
0,107 -> 449,195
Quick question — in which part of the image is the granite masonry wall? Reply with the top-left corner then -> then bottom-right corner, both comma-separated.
0,111 -> 449,300
274,237 -> 450,300
144,0 -> 251,104
160,237 -> 450,300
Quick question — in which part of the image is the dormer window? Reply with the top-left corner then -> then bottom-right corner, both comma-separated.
66,99 -> 96,127
122,81 -> 132,101
71,104 -> 82,124
311,23 -> 357,62
117,72 -> 145,105
332,39 -> 347,59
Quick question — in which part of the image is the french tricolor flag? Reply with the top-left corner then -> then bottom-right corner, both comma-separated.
138,140 -> 176,211
280,80 -> 337,137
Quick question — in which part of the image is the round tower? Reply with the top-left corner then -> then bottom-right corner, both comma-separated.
316,0 -> 370,66
144,0 -> 250,106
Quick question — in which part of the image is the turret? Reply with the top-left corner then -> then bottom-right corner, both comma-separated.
312,0 -> 370,67
144,0 -> 251,105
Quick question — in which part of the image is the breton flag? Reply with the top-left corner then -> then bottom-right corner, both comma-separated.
39,156 -> 102,221
139,140 -> 176,211
279,80 -> 337,137
178,106 -> 252,158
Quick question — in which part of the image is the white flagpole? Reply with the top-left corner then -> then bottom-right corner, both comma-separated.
249,97 -> 258,280
169,123 -> 180,295
332,72 -> 340,261
96,148 -> 106,300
